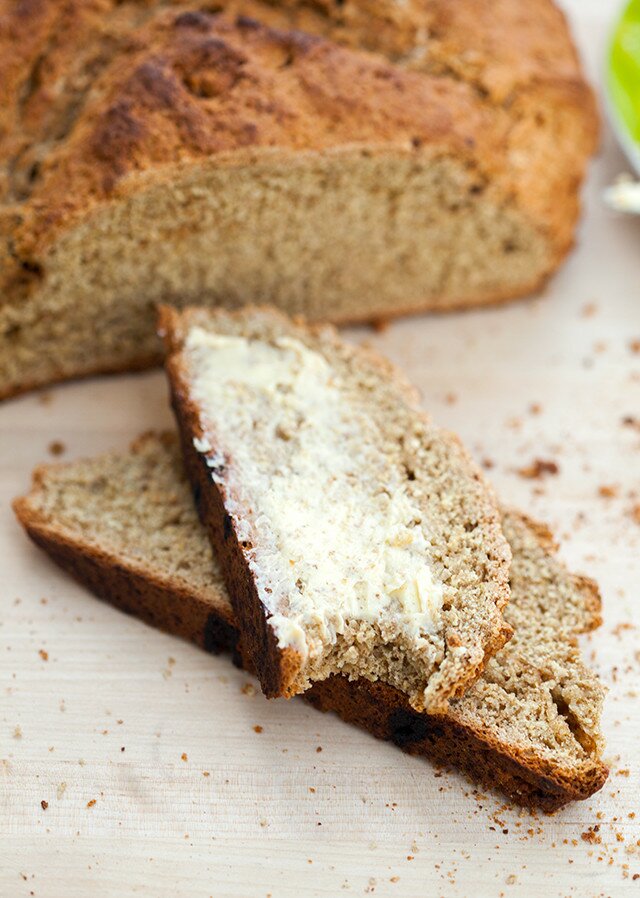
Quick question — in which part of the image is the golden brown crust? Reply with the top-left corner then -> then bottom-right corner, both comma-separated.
0,0 -> 598,399
13,472 -> 607,810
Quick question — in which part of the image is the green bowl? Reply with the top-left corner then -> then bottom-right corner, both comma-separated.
607,0 -> 640,174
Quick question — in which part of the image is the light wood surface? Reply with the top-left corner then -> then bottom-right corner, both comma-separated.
2,4 -> 639,896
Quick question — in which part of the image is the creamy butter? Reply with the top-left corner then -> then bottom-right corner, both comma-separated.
184,326 -> 445,661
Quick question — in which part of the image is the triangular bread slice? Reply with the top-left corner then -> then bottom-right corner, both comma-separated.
13,433 -> 607,809
160,306 -> 512,711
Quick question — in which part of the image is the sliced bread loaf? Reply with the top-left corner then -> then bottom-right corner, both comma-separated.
160,305 -> 512,710
12,432 -> 607,809
0,1 -> 597,400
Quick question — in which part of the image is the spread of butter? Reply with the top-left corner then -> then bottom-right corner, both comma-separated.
185,326 -> 445,661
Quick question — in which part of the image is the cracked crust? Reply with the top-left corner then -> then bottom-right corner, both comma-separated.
0,0 -> 597,399
13,431 -> 607,810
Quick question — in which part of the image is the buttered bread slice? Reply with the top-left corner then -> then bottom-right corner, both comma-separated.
161,306 -> 511,711
13,433 -> 607,808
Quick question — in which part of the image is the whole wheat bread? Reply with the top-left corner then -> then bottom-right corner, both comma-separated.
13,432 -> 607,809
0,0 -> 597,400
161,305 -> 513,710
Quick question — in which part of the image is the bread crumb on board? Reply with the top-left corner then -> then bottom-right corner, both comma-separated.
516,459 -> 559,479
48,440 -> 66,456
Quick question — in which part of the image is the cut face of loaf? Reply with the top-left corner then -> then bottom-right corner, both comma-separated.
0,1 -> 597,400
161,305 -> 512,711
12,433 -> 608,809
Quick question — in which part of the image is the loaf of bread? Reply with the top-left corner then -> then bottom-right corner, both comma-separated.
161,304 -> 513,709
13,432 -> 607,809
0,0 -> 597,400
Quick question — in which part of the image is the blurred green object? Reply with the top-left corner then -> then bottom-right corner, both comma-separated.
607,0 -> 640,174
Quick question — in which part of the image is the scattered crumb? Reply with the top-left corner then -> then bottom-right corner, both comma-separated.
516,459 -> 559,479
622,415 -> 640,431
241,682 -> 256,697
202,771 -> 210,777
581,302 -> 597,317
630,339 -> 640,354
38,649 -> 48,661
481,458 -> 495,470
13,726 -> 22,739
370,317 -> 390,334
40,800 -> 48,811
48,440 -> 65,456
86,799 -> 96,808
56,783 -> 67,800
181,753 -> 188,762
631,505 -> 640,526
444,392 -> 457,405
581,827 -> 601,845
528,402 -> 542,415
598,485 -> 618,499
253,725 -> 263,734
316,746 -> 322,753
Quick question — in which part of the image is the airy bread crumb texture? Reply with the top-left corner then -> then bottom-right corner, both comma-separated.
13,432 -> 607,805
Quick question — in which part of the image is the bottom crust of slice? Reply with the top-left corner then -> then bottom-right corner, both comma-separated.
15,506 -> 608,811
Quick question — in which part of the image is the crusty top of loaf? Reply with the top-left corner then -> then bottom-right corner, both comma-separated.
0,0 -> 597,298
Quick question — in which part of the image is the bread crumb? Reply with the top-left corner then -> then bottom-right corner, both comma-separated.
444,392 -> 457,405
370,318 -> 390,334
528,403 -> 542,415
13,725 -> 22,739
622,415 -> 640,431
38,649 -> 48,661
86,799 -> 96,808
48,440 -> 65,456
253,725 -> 263,733
629,339 -> 640,354
40,800 -> 48,810
203,771 -> 210,777
631,505 -> 640,526
316,746 -> 322,753
241,682 -> 256,696
581,827 -> 601,844
598,485 -> 618,498
581,302 -> 597,317
516,459 -> 559,479
181,753 -> 188,761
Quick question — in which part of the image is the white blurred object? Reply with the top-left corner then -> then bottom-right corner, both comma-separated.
603,175 -> 640,214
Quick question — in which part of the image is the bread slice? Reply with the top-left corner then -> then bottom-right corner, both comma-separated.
12,432 -> 607,810
161,305 -> 512,710
0,1 -> 597,400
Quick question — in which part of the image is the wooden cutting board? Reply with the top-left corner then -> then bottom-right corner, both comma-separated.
2,4 -> 639,895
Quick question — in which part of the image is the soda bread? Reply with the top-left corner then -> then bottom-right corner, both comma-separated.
161,305 -> 512,709
0,0 -> 597,399
13,432 -> 607,810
